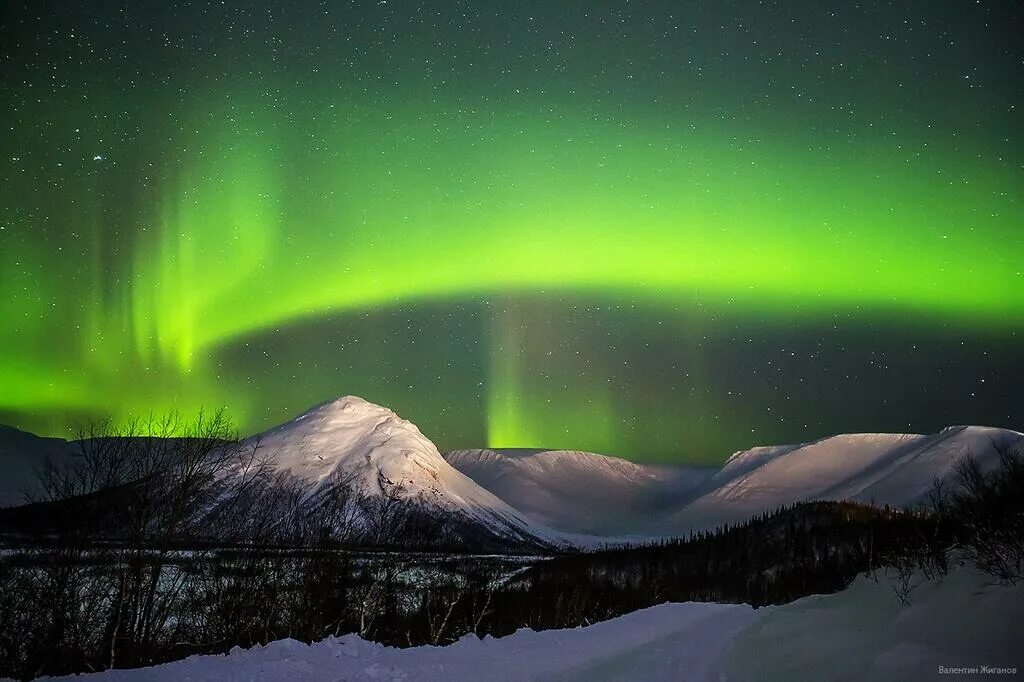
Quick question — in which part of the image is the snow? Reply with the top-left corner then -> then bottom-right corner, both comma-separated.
444,448 -> 713,535
243,397 -> 576,547
42,601 -> 758,681
5,399 -> 1020,680
250,396 -> 448,497
41,565 -> 1021,681
665,425 -> 1024,534
445,426 -> 1023,538
2,398 -> 1021,544
721,562 -> 1024,681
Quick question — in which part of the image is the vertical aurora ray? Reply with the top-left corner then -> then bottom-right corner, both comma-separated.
128,116 -> 280,372
487,300 -> 617,454
486,302 -> 535,449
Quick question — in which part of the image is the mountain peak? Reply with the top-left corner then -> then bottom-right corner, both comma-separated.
245,396 -> 568,548
253,396 -> 438,489
312,394 -> 372,410
300,395 -> 398,422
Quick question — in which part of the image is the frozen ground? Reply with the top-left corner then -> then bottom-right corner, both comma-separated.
44,564 -> 1021,682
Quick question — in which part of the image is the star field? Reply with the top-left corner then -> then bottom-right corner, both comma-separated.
1,1 -> 1022,463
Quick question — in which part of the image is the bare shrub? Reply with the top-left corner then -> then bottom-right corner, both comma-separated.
948,445 -> 1024,584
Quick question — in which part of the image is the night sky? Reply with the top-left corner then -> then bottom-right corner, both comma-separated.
1,1 -> 1022,464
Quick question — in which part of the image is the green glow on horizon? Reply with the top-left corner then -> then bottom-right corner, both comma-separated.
2,95 -> 1023,444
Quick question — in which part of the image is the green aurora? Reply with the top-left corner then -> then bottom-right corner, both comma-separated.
2,1 -> 1022,462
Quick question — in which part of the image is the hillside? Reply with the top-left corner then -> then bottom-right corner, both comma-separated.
445,448 -> 712,535
664,425 -> 1024,533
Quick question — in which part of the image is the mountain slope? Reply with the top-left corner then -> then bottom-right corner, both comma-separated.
246,397 -> 572,549
664,425 -> 1024,533
0,426 -> 73,508
444,448 -> 713,535
446,426 -> 1023,538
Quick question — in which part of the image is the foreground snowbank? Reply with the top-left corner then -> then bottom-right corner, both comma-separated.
723,562 -> 1023,682
46,602 -> 757,682
47,565 -> 1020,682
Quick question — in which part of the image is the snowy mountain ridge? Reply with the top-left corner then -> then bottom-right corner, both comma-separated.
445,425 -> 1024,536
245,396 -> 574,548
665,424 -> 1023,533
444,447 -> 713,535
1,398 -> 1021,543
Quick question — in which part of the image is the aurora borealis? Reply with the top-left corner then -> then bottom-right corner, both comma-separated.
2,1 -> 1022,463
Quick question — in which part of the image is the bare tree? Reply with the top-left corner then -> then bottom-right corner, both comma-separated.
950,446 -> 1024,583
27,410 -> 272,670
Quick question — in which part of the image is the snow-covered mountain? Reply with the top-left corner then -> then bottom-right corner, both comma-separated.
246,396 -> 572,549
2,400 -> 1021,544
445,426 -> 1023,537
444,448 -> 713,535
662,425 -> 1024,533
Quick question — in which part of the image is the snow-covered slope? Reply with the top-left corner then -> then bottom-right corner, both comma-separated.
444,448 -> 713,535
446,426 -> 1024,537
246,397 -> 572,548
665,425 -> 1024,533
45,564 -> 1021,682
722,562 -> 1023,681
0,426 -> 73,508
45,598 -> 759,682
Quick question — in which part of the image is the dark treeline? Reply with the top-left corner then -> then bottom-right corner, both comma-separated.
0,413 -> 1020,679
518,501 -> 930,611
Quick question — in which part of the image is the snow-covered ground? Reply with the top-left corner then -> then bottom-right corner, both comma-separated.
43,602 -> 757,682
722,562 -> 1023,681
44,564 -> 1021,681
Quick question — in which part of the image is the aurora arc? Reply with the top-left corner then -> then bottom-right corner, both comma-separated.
4,98 -> 1024,429
134,105 -> 1024,365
